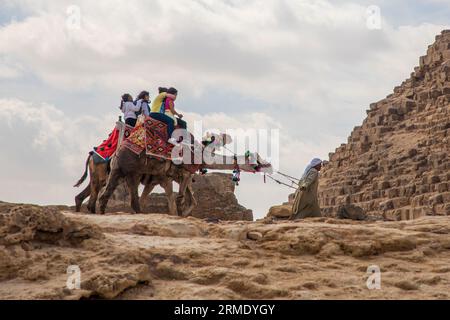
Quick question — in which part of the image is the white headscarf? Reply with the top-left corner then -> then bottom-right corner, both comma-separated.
301,158 -> 322,179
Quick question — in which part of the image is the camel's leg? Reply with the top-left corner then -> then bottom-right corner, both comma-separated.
160,179 -> 177,216
88,163 -> 108,214
96,163 -> 108,207
75,185 -> 90,212
177,173 -> 192,217
126,174 -> 141,214
87,175 -> 99,214
140,180 -> 158,210
99,168 -> 122,214
182,182 -> 197,217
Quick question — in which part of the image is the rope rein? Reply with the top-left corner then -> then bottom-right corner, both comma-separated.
276,171 -> 300,183
204,137 -> 301,191
264,171 -> 302,190
266,175 -> 298,190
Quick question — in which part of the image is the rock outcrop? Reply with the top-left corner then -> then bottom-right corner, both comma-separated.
319,30 -> 450,221
267,204 -> 293,219
0,204 -> 151,299
0,205 -> 103,248
189,173 -> 253,221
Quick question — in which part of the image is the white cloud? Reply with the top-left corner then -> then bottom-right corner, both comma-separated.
0,99 -> 117,191
0,64 -> 20,79
0,0 -> 446,101
182,109 -> 339,170
0,55 -> 23,79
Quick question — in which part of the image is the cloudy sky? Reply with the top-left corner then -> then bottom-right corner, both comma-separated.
0,0 -> 448,218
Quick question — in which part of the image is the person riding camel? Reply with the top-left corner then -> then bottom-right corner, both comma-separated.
149,87 -> 184,141
120,93 -> 140,127
150,87 -> 173,113
135,91 -> 151,117
164,88 -> 187,130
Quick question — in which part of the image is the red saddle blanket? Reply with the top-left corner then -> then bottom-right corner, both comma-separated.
93,121 -> 134,161
93,127 -> 120,161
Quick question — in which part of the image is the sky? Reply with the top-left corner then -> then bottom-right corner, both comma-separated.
0,0 -> 449,218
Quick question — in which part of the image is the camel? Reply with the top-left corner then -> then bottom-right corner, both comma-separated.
74,153 -> 196,216
74,118 -> 196,215
80,116 -> 270,216
97,129 -> 226,215
98,147 -> 192,215
98,140 -> 272,216
74,154 -> 109,213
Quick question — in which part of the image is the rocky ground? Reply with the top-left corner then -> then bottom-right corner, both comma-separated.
1,202 -> 450,300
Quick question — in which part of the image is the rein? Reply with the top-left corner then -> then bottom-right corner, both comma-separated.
266,175 -> 298,190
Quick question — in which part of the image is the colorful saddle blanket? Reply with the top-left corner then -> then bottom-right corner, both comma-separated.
122,117 -> 177,160
121,117 -> 202,174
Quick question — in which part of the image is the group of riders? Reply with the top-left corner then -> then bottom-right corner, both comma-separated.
119,87 -> 187,144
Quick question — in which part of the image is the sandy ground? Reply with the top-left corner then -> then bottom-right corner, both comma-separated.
1,204 -> 449,300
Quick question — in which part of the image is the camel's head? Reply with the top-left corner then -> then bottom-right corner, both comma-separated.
250,152 -> 273,174
202,132 -> 233,148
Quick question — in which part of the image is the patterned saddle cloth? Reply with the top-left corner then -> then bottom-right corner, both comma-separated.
122,116 -> 177,160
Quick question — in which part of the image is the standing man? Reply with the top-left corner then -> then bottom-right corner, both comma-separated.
291,158 -> 322,220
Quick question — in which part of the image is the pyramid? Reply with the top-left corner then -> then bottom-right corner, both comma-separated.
319,30 -> 450,220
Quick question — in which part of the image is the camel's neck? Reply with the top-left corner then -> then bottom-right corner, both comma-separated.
201,154 -> 257,171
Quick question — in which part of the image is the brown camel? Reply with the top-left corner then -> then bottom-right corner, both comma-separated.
98,147 -> 190,215
98,140 -> 272,216
74,118 -> 198,215
74,154 -> 108,213
74,153 -> 195,215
